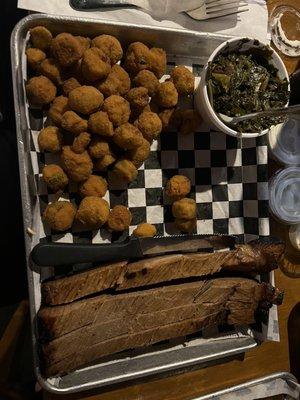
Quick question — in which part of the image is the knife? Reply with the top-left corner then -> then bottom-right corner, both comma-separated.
31,234 -> 236,267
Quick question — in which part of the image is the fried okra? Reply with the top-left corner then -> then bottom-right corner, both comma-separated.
43,201 -> 76,231
172,198 -> 196,220
81,47 -> 111,82
113,123 -> 143,150
165,175 -> 191,202
126,87 -> 149,112
62,78 -> 81,96
39,58 -> 63,86
61,146 -> 93,182
61,111 -> 88,135
76,196 -> 110,229
26,47 -> 46,70
132,223 -> 157,237
42,164 -> 69,192
38,126 -> 63,153
93,153 -> 116,171
133,70 -> 159,97
78,175 -> 107,198
68,85 -> 104,115
26,76 -> 57,106
150,47 -> 166,78
30,26 -> 52,51
102,95 -> 130,127
88,111 -> 114,137
92,34 -> 123,64
71,132 -> 91,154
134,111 -> 162,142
48,96 -> 69,126
98,65 -> 131,97
126,138 -> 150,168
170,66 -> 195,95
156,81 -> 178,108
88,137 -> 111,159
107,205 -> 132,232
51,33 -> 83,67
124,42 -> 152,76
112,159 -> 138,183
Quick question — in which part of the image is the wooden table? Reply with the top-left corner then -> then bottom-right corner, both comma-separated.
45,2 -> 300,399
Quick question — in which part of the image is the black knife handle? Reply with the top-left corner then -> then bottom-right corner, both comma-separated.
31,239 -> 139,267
70,0 -> 134,10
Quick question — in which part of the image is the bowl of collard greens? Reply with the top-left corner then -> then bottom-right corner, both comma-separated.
194,38 -> 290,137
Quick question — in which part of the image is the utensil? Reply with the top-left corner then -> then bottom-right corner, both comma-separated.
186,0 -> 249,20
31,234 -> 236,266
218,104 -> 300,127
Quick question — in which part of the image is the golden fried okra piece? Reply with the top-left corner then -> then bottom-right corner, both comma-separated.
133,70 -> 159,97
112,159 -> 138,183
170,66 -> 195,96
88,137 -> 111,159
43,201 -> 76,232
81,47 -> 111,82
68,85 -> 104,115
149,47 -> 167,78
38,126 -> 63,153
51,32 -> 83,67
61,146 -> 93,182
71,132 -> 91,154
124,42 -> 152,76
62,78 -> 81,96
92,34 -> 123,64
39,58 -> 63,86
113,122 -> 144,150
26,47 -> 46,70
76,196 -> 110,229
102,95 -> 130,127
172,198 -> 197,220
88,111 -> 114,137
156,81 -> 178,108
126,138 -> 150,168
126,87 -> 149,112
107,205 -> 132,232
42,164 -> 69,192
134,111 -> 162,143
26,76 -> 57,106
93,153 -> 116,171
132,223 -> 157,237
48,96 -> 69,126
78,175 -> 107,198
30,26 -> 53,51
61,111 -> 88,135
165,175 -> 191,202
97,65 -> 131,97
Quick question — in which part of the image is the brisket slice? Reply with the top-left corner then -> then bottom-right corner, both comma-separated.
40,277 -> 282,377
41,238 -> 284,305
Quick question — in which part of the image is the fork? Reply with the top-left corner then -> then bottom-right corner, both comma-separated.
186,0 -> 249,20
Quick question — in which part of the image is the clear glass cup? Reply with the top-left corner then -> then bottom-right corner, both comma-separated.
269,5 -> 300,57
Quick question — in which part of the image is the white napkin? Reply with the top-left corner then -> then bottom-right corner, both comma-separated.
18,0 -> 270,43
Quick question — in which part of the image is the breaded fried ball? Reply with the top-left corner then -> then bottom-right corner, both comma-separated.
126,138 -> 150,168
61,146 -> 93,182
26,48 -> 46,70
124,42 -> 152,76
63,78 -> 81,96
179,109 -> 200,135
76,196 -> 109,229
43,201 -> 76,231
175,218 -> 196,233
133,70 -> 159,97
38,126 -> 63,153
150,47 -> 167,78
171,66 -> 195,96
39,58 -> 63,86
158,108 -> 179,132
92,34 -> 123,64
71,132 -> 91,154
113,159 -> 138,183
134,111 -> 162,143
26,76 -> 57,106
172,198 -> 196,220
42,164 -> 69,192
30,26 -> 52,51
68,86 -> 104,115
78,175 -> 107,198
51,33 -> 83,67
61,111 -> 88,135
132,223 -> 157,237
156,81 -> 178,108
98,65 -> 130,97
94,153 -> 116,171
126,87 -> 149,112
107,205 -> 132,232
88,137 -> 110,159
165,175 -> 191,202
48,96 -> 69,126
102,95 -> 130,127
76,36 -> 91,52
81,47 -> 111,82
88,111 -> 114,137
113,123 -> 143,150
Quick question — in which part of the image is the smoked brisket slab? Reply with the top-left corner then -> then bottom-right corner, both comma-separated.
39,277 -> 282,377
42,238 -> 284,305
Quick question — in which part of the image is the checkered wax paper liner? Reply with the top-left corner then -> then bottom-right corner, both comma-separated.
23,38 -> 279,343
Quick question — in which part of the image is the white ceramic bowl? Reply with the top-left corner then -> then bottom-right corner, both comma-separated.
194,37 -> 290,138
